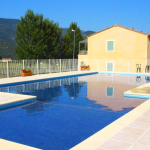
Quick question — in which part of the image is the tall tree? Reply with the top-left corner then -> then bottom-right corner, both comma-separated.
15,9 -> 62,59
42,19 -> 62,58
62,22 -> 84,58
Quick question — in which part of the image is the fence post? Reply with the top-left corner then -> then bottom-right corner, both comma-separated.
60,59 -> 61,72
73,59 -> 74,71
7,60 -> 9,78
78,59 -> 79,71
49,59 -> 51,73
128,60 -> 129,72
37,59 -> 39,75
69,59 -> 71,72
145,60 -> 146,73
97,59 -> 99,72
23,60 -> 24,69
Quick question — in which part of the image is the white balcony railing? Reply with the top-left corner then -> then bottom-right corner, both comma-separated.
79,51 -> 88,55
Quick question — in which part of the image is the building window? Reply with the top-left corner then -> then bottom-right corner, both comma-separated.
106,61 -> 114,71
106,87 -> 114,97
107,40 -> 114,51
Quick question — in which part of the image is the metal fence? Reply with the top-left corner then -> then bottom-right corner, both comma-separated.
0,59 -> 78,78
79,59 -> 150,73
1,58 -> 149,79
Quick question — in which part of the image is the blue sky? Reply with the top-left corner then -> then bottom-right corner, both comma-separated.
1,0 -> 150,33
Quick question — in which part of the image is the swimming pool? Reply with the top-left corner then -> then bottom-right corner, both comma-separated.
0,73 -> 148,150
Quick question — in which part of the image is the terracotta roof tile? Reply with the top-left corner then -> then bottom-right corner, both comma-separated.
87,24 -> 150,37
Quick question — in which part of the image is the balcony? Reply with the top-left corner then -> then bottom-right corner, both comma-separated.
79,50 -> 88,55
79,39 -> 88,55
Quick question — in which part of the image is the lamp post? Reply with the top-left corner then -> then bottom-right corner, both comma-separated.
71,29 -> 75,71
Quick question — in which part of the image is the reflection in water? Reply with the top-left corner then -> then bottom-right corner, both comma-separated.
0,74 -> 149,113
106,87 -> 114,97
0,77 -> 86,113
64,82 -> 84,99
79,74 -> 149,111
145,76 -> 150,83
136,76 -> 141,82
0,78 -> 82,100
22,101 -> 45,114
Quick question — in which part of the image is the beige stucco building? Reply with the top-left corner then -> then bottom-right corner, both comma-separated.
78,24 -> 150,72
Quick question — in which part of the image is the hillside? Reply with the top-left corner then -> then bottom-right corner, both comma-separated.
0,18 -> 95,59
83,31 -> 95,38
0,39 -> 16,59
0,18 -> 20,43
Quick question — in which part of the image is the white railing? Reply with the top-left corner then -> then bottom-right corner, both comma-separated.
0,59 -> 78,78
1,58 -> 150,78
79,51 -> 88,55
79,59 -> 150,73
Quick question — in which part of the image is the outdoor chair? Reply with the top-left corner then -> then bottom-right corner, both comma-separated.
136,64 -> 141,72
145,65 -> 150,73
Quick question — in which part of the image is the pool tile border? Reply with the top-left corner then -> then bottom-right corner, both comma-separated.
0,71 -> 98,87
124,82 -> 150,99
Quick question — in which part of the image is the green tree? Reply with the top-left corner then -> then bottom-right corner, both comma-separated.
15,9 -> 62,59
62,22 -> 84,58
42,19 -> 62,58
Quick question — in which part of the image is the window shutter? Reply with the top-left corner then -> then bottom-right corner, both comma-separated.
107,41 -> 114,51
107,62 -> 113,71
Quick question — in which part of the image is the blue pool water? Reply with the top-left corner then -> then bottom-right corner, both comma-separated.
0,74 -> 149,150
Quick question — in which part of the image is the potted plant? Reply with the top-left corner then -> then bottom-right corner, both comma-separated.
21,69 -> 32,76
81,65 -> 90,71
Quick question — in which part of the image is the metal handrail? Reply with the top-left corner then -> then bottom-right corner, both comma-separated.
79,51 -> 88,55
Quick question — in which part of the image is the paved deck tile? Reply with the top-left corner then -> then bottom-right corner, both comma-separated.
99,139 -> 132,150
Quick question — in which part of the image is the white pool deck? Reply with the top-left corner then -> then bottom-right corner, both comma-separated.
1,71 -> 150,150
